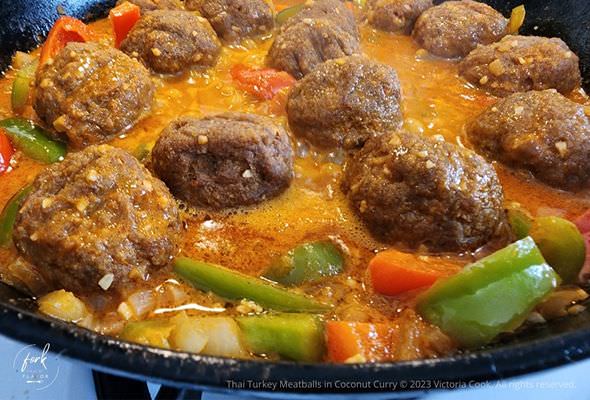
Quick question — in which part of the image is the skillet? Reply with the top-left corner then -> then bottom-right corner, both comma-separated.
0,0 -> 590,397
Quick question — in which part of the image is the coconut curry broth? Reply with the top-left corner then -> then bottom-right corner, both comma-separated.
0,1 -> 589,353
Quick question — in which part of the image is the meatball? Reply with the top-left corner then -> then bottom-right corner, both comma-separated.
459,35 -> 581,97
287,56 -> 402,149
185,0 -> 274,43
343,131 -> 505,251
267,18 -> 360,79
13,145 -> 181,297
466,90 -> 590,190
152,113 -> 294,209
120,10 -> 221,74
116,0 -> 183,12
412,0 -> 507,58
283,0 -> 359,38
34,42 -> 154,149
367,0 -> 433,33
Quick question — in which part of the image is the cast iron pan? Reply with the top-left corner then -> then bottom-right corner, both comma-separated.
1,0 -> 590,397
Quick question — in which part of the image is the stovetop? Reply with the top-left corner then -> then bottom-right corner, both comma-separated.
1,334 -> 589,400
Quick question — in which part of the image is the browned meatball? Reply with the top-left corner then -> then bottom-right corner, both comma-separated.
287,56 -> 402,149
185,0 -> 274,42
34,42 -> 154,149
459,35 -> 581,96
116,0 -> 183,12
467,90 -> 590,190
412,0 -> 507,58
152,113 -> 294,209
367,0 -> 433,33
343,131 -> 505,251
120,10 -> 221,74
13,145 -> 181,297
283,0 -> 359,38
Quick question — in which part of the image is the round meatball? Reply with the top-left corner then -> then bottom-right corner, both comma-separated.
459,35 -> 581,97
283,0 -> 359,38
287,56 -> 402,149
152,113 -> 294,209
367,0 -> 433,33
467,90 -> 590,190
13,145 -> 181,297
34,42 -> 154,149
185,0 -> 274,42
120,10 -> 221,74
116,0 -> 183,12
343,131 -> 505,251
267,18 -> 360,79
412,0 -> 508,58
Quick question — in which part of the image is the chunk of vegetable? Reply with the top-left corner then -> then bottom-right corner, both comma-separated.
174,257 -> 331,313
0,185 -> 32,247
326,321 -> 392,362
528,216 -> 585,284
417,237 -> 559,348
507,5 -> 526,35
237,313 -> 325,362
38,289 -> 89,323
109,1 -> 141,48
368,249 -> 460,296
192,317 -> 246,358
506,205 -> 533,240
11,58 -> 38,113
231,64 -> 296,100
169,313 -> 209,354
275,3 -> 305,25
39,16 -> 94,65
120,319 -> 176,348
0,132 -> 14,176
0,118 -> 66,163
264,241 -> 344,286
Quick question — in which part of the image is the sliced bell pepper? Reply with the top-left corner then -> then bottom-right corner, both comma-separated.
507,5 -> 526,35
0,118 -> 66,164
275,3 -> 305,26
11,58 -> 39,113
39,16 -> 94,65
237,313 -> 325,362
264,241 -> 344,286
109,1 -> 141,48
0,185 -> 32,247
417,237 -> 559,348
230,64 -> 296,100
0,132 -> 14,176
173,257 -> 332,313
326,321 -> 393,362
368,249 -> 461,296
120,319 -> 176,348
506,204 -> 533,240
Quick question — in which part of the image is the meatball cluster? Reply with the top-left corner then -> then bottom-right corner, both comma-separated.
120,10 -> 221,74
185,0 -> 274,43
467,90 -> 590,191
117,0 -> 183,12
287,56 -> 403,149
343,131 -> 505,252
459,35 -> 581,96
367,0 -> 433,33
152,113 -> 294,209
13,145 -> 181,296
412,0 -> 508,58
267,0 -> 360,79
34,42 -> 154,149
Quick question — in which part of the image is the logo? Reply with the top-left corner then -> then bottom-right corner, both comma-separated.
12,343 -> 64,390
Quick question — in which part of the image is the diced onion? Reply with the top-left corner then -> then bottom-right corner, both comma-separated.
38,289 -> 89,322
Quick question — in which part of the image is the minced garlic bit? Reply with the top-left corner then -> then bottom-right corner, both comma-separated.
197,135 -> 209,145
344,354 -> 367,363
517,56 -> 526,65
514,106 -> 524,115
151,48 -> 162,57
488,59 -> 504,76
117,301 -> 134,320
41,198 -> 53,209
479,75 -> 489,85
242,169 -> 253,178
75,198 -> 89,212
425,160 -> 435,169
98,273 -> 115,291
359,200 -> 368,213
86,169 -> 99,182
555,141 -> 568,157
236,299 -> 263,314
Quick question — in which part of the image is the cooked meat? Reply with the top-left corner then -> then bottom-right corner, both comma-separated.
467,90 -> 590,190
120,10 -> 221,74
13,145 -> 181,297
185,0 -> 274,42
34,42 -> 154,149
116,0 -> 183,12
343,131 -> 505,251
459,35 -> 581,96
367,0 -> 433,33
287,56 -> 402,149
267,0 -> 360,79
152,113 -> 294,209
412,0 -> 507,58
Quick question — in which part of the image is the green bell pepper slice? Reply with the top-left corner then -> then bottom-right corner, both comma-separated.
11,59 -> 39,112
264,241 -> 344,286
507,205 -> 533,240
173,257 -> 332,313
0,118 -> 66,164
417,237 -> 559,348
0,185 -> 32,247
237,313 -> 325,362
275,3 -> 305,26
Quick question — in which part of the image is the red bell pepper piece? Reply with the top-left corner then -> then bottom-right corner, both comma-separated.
0,133 -> 14,175
231,64 -> 296,100
109,2 -> 141,48
39,16 -> 94,65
